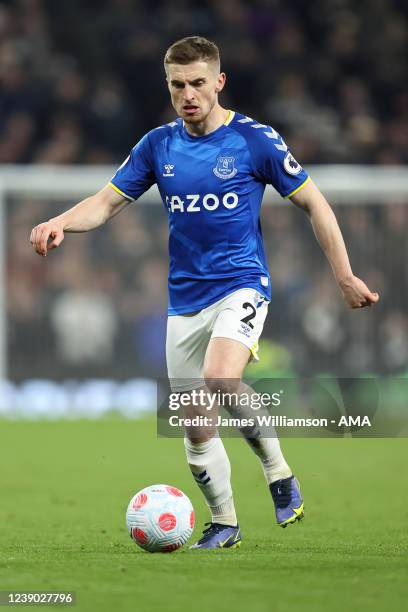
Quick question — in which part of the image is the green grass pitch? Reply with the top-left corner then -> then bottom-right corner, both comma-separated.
1,418 -> 407,612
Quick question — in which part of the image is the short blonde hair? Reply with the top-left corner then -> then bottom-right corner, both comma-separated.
164,36 -> 220,70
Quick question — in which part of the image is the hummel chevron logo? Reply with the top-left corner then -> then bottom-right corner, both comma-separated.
193,470 -> 211,485
236,117 -> 288,152
263,128 -> 279,139
263,128 -> 288,151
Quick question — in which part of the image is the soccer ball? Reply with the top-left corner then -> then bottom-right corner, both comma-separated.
126,484 -> 195,552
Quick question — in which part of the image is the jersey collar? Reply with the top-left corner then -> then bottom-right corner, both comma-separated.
181,110 -> 235,140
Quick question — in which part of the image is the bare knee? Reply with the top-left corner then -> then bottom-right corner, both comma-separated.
183,390 -> 218,443
203,372 -> 241,397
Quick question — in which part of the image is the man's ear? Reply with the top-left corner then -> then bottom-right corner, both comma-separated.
215,72 -> 226,93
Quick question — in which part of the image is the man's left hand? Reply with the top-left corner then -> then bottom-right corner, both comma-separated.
339,275 -> 380,309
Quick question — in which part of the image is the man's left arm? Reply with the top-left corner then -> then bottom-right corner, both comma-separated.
290,179 -> 380,309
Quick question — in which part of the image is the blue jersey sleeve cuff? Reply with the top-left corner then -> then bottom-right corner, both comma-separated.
108,181 -> 136,201
284,176 -> 311,199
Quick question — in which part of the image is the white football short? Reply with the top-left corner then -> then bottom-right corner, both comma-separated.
166,288 -> 270,391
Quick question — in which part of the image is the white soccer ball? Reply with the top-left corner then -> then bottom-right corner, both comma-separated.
126,484 -> 195,552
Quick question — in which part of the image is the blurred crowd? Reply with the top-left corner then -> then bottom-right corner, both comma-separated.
1,0 -> 408,166
8,196 -> 408,380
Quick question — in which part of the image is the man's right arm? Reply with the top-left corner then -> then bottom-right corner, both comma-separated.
30,184 -> 129,257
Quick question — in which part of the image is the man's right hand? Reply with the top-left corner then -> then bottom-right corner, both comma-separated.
30,220 -> 65,257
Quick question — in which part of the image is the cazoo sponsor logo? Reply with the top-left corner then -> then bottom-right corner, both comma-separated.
166,193 -> 239,213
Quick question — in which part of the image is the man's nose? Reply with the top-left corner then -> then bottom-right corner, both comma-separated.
183,84 -> 196,101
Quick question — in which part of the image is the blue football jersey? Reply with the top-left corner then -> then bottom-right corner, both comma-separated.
110,110 -> 310,315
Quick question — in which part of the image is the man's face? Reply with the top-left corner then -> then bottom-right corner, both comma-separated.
166,61 -> 225,125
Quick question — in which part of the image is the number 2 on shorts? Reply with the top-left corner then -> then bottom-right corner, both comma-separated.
240,302 -> 256,329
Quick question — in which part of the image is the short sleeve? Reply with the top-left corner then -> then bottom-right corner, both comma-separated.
109,133 -> 155,201
250,127 -> 310,198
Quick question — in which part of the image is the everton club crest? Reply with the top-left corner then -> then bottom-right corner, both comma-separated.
213,155 -> 237,180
